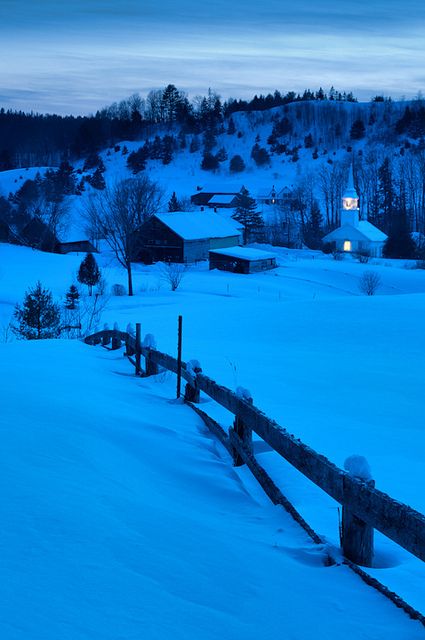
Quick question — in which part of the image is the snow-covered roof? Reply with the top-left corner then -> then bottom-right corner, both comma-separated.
209,247 -> 277,261
323,221 -> 387,243
208,194 -> 238,205
155,212 -> 243,241
357,221 -> 387,241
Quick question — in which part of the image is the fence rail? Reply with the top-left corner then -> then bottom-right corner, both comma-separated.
85,326 -> 425,568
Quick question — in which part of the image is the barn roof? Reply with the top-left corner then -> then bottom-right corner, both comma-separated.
208,194 -> 238,205
155,212 -> 243,241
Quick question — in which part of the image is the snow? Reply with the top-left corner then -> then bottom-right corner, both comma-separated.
208,194 -> 238,204
155,211 -> 243,240
2,236 -> 425,631
0,339 -> 422,639
357,220 -> 388,241
344,455 -> 373,482
209,246 -> 277,260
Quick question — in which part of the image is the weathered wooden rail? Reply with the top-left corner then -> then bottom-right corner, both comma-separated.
85,325 -> 425,572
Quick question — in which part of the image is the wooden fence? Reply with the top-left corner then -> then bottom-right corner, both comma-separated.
85,325 -> 425,570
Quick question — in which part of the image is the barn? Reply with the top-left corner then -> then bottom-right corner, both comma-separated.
57,239 -> 98,254
139,212 -> 243,264
209,246 -> 277,274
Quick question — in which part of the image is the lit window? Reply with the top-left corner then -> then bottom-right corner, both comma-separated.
343,240 -> 352,252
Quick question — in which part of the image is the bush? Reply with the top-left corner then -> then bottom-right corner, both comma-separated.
357,251 -> 370,264
111,283 -> 126,296
332,250 -> 344,260
160,262 -> 187,291
359,271 -> 381,295
322,242 -> 334,254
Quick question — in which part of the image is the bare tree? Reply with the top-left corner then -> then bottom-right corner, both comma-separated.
359,271 -> 381,296
86,176 -> 163,296
160,262 -> 188,291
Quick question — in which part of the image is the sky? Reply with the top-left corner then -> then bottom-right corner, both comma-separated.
1,0 -> 425,114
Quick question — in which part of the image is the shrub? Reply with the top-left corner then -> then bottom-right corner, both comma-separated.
359,271 -> 381,295
332,250 -> 344,260
111,283 -> 126,296
229,155 -> 246,173
160,262 -> 187,291
357,251 -> 370,264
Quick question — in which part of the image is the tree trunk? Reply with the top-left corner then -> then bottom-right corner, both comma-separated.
127,262 -> 133,296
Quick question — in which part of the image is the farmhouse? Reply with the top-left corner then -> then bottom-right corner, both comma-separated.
190,184 -> 242,207
209,246 -> 277,273
257,185 -> 293,206
322,167 -> 387,257
138,211 -> 243,263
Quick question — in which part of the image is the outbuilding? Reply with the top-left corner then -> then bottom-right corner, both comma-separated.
139,211 -> 243,263
209,246 -> 277,274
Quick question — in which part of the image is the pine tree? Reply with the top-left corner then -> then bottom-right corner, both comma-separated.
383,212 -> 416,259
227,117 -> 236,135
232,187 -> 264,243
303,199 -> 323,249
88,168 -> 106,190
77,253 -> 101,296
168,192 -> 182,212
229,155 -> 246,173
13,281 -> 61,340
65,284 -> 80,310
201,152 -> 219,172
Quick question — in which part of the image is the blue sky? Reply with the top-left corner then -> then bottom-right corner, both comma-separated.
1,0 -> 425,114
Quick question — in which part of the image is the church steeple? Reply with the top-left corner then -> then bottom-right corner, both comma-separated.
341,164 -> 360,227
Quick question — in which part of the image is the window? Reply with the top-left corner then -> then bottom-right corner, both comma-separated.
343,240 -> 352,252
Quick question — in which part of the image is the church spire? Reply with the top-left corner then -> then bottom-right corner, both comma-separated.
341,163 -> 360,227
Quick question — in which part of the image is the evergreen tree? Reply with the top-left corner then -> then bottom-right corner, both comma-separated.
216,147 -> 228,162
251,143 -> 270,166
377,157 -> 395,232
201,152 -> 219,172
229,155 -> 246,173
13,281 -> 61,340
168,191 -> 182,212
383,212 -> 416,259
232,187 -> 264,243
227,117 -> 236,135
88,168 -> 106,190
303,199 -> 323,249
77,253 -> 101,296
65,284 -> 80,310
350,119 -> 366,140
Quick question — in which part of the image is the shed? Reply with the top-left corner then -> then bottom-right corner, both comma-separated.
139,211 -> 243,263
57,239 -> 98,254
209,247 -> 277,274
190,184 -> 242,207
207,194 -> 240,209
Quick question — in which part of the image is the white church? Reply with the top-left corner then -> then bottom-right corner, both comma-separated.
323,167 -> 387,257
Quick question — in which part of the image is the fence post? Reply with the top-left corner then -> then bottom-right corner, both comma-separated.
135,323 -> 142,376
177,315 -> 183,399
341,455 -> 374,567
184,360 -> 202,403
232,387 -> 253,466
112,322 -> 121,350
143,334 -> 158,376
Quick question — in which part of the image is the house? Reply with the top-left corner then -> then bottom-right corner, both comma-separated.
190,184 -> 242,207
322,167 -> 387,257
209,247 -> 277,274
138,211 -> 243,263
257,185 -> 293,206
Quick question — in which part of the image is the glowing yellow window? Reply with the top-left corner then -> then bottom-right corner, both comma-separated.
343,240 -> 352,252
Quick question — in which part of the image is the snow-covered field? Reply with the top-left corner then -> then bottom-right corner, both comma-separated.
1,241 -> 425,636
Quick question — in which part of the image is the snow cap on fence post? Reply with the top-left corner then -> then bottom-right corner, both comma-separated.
111,322 -> 121,350
101,322 -> 111,346
126,323 -> 135,336
236,386 -> 253,403
341,454 -> 374,567
184,359 -> 202,403
142,333 -> 157,350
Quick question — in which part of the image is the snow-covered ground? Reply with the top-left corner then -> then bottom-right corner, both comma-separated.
0,338 -> 423,639
0,244 -> 425,639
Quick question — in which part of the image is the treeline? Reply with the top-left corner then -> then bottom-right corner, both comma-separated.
0,85 -> 360,171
